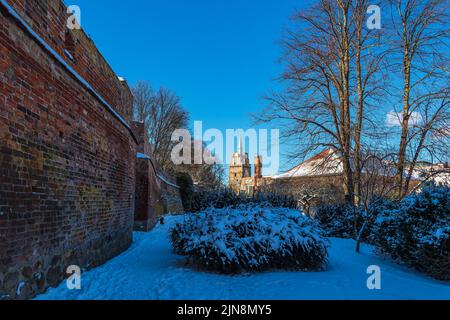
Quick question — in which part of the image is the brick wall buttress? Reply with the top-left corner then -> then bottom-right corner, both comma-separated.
0,0 -> 136,299
132,122 -> 183,232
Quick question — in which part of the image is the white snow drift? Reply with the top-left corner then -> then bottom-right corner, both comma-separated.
36,215 -> 450,300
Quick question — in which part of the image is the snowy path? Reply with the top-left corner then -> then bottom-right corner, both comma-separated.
36,215 -> 450,300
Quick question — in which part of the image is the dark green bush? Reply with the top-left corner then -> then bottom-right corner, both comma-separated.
187,189 -> 297,212
373,186 -> 450,280
315,197 -> 396,243
314,203 -> 356,238
171,205 -> 329,274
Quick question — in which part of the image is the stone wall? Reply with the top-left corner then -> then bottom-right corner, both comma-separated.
0,0 -> 136,299
132,122 -> 183,231
160,177 -> 184,214
134,157 -> 164,231
261,175 -> 346,205
133,122 -> 163,231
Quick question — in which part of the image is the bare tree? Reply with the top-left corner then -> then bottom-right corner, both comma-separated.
177,140 -> 225,190
257,0 -> 372,203
132,80 -> 154,123
147,87 -> 189,170
388,0 -> 450,198
355,150 -> 399,252
352,0 -> 386,206
255,0 -> 448,252
403,97 -> 450,192
133,82 -> 189,170
133,82 -> 224,188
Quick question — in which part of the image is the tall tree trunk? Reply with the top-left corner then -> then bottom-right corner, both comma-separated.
342,1 -> 354,204
392,0 -> 448,199
354,24 -> 364,207
397,52 -> 411,199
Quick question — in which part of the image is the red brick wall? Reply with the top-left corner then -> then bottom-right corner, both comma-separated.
133,122 -> 152,157
132,122 -> 183,231
132,122 -> 163,231
3,0 -> 133,123
0,1 -> 136,299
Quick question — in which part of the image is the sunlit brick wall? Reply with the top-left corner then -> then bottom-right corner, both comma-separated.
0,0 -> 136,299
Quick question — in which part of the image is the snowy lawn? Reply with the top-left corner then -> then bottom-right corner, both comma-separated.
36,215 -> 450,300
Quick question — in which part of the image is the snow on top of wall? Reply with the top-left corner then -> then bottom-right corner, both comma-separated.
137,152 -> 151,160
156,173 -> 180,189
0,0 -> 132,134
136,152 -> 180,189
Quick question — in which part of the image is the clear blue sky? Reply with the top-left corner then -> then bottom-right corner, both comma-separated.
68,0 -> 307,173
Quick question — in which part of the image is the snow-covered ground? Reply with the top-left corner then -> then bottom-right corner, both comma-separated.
36,215 -> 450,300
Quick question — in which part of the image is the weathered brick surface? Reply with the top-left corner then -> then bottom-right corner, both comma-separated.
0,1 -> 136,299
3,0 -> 133,123
133,122 -> 163,231
163,182 -> 184,214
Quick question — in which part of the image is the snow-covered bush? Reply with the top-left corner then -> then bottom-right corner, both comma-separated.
171,205 -> 329,274
315,203 -> 356,238
373,186 -> 450,280
255,192 -> 298,208
315,197 -> 396,242
188,189 -> 297,212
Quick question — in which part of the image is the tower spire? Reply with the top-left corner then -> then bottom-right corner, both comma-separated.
238,134 -> 243,155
